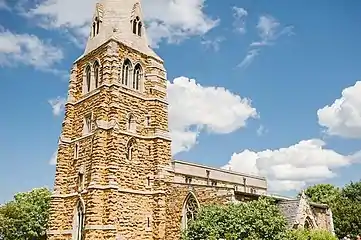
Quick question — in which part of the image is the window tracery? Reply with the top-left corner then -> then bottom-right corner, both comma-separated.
182,193 -> 199,230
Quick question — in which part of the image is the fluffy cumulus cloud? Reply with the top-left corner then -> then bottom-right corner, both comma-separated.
239,15 -> 293,69
20,0 -> 218,48
224,139 -> 352,192
0,28 -> 63,72
168,77 -> 258,155
48,97 -> 66,116
49,77 -> 258,162
317,81 -> 361,139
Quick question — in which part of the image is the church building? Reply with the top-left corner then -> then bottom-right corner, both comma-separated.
47,0 -> 334,239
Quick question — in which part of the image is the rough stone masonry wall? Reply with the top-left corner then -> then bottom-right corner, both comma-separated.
48,39 -> 171,240
165,182 -> 234,240
310,206 -> 334,232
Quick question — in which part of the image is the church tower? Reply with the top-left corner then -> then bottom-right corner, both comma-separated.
47,0 -> 171,239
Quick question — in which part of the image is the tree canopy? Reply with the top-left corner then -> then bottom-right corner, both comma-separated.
183,197 -> 289,240
0,188 -> 51,240
303,181 -> 361,238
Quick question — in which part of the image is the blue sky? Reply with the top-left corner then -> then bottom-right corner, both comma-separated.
1,0 -> 361,203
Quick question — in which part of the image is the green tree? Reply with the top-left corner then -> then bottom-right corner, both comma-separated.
342,181 -> 361,202
303,182 -> 361,238
183,197 -> 288,240
0,188 -> 51,240
303,184 -> 340,204
287,229 -> 337,240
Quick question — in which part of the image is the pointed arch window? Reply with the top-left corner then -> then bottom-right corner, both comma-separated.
74,201 -> 85,240
127,113 -> 136,132
93,61 -> 100,88
126,138 -> 136,161
304,216 -> 314,230
96,17 -> 100,35
132,17 -> 142,36
133,64 -> 142,90
122,59 -> 132,86
92,17 -> 101,37
137,21 -> 142,36
85,65 -> 91,93
182,193 -> 199,230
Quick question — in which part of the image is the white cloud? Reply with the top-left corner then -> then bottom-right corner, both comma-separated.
21,0 -> 218,48
251,15 -> 294,47
200,36 -> 225,52
317,81 -> 361,139
0,28 -> 63,72
256,125 -> 267,136
49,150 -> 57,165
48,97 -> 66,116
168,77 -> 258,155
238,49 -> 260,69
224,139 -> 352,192
0,0 -> 9,10
48,77 -> 258,164
232,7 -> 248,34
238,15 -> 293,69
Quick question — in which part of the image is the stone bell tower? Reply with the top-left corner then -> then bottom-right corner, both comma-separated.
47,0 -> 172,239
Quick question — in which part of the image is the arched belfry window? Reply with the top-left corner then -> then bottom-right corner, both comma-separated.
133,64 -> 142,90
96,17 -> 100,35
93,61 -> 100,88
137,21 -> 142,37
122,59 -> 132,86
126,138 -> 136,161
92,17 -> 101,37
74,201 -> 85,240
181,193 -> 199,230
85,65 -> 91,93
132,16 -> 142,36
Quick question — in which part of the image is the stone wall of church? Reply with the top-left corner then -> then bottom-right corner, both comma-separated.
164,182 -> 234,240
311,205 -> 334,233
48,39 -> 171,240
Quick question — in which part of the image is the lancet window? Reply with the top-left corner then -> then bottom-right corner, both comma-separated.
93,61 -> 100,88
133,63 -> 142,90
74,201 -> 85,240
126,138 -> 136,161
92,17 -> 101,37
85,65 -> 91,93
122,59 -> 132,86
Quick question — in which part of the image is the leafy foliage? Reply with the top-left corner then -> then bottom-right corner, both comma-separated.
182,197 -> 288,240
0,188 -> 51,240
303,184 -> 340,204
287,229 -> 338,240
303,181 -> 361,238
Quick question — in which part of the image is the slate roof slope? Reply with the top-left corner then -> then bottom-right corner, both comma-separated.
277,199 -> 300,227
